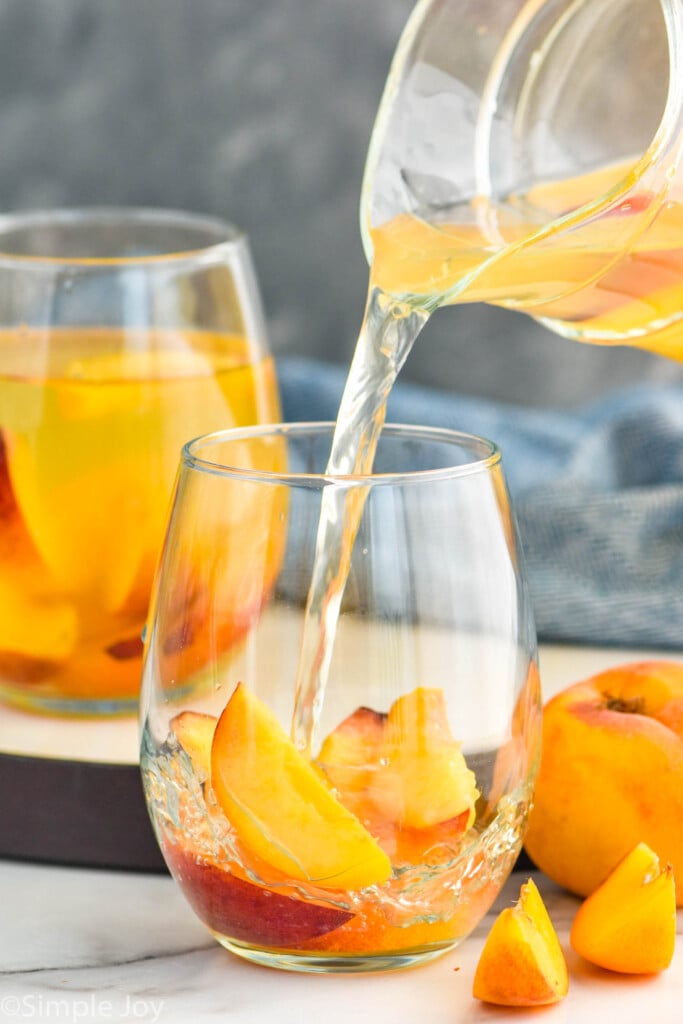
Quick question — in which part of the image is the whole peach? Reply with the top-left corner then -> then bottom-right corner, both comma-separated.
524,661 -> 683,906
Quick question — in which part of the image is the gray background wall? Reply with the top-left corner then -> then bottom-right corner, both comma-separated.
1,0 -> 682,408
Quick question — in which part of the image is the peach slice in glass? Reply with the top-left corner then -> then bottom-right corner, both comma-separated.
170,711 -> 217,780
163,841 -> 354,947
372,687 -> 479,829
318,699 -> 475,865
318,706 -> 387,813
570,841 -> 676,974
473,877 -> 569,1006
210,683 -> 392,890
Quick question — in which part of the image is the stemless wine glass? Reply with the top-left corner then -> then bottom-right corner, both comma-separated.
0,208 -> 280,715
140,421 -> 541,974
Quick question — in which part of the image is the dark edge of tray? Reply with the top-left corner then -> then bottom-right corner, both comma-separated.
0,751 -> 167,872
0,750 -> 535,875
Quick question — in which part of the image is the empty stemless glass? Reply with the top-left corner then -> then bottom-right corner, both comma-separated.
0,208 -> 280,714
140,421 -> 541,973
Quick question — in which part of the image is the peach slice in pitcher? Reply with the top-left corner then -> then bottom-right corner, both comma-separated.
210,683 -> 392,890
5,431 -> 153,614
0,435 -> 77,664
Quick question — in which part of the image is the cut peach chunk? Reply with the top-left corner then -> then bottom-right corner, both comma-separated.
6,436 -> 155,614
0,443 -> 78,661
0,578 -> 77,661
210,684 -> 392,890
3,347 -> 239,615
318,706 -> 387,807
318,689 -> 478,835
318,705 -> 387,769
170,711 -> 217,779
318,701 -> 475,865
473,877 -> 569,1006
570,841 -> 676,974
317,689 -> 478,866
374,687 -> 479,829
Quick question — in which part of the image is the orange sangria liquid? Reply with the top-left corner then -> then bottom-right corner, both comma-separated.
0,327 -> 279,712
370,162 -> 683,358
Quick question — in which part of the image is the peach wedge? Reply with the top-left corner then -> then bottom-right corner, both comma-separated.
473,878 -> 569,1006
376,687 -> 479,829
570,842 -> 676,974
319,688 -> 479,831
170,711 -> 217,779
318,706 -> 387,798
164,841 -> 354,947
211,683 -> 392,890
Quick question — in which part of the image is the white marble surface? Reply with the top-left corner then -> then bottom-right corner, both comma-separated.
1,642 -> 682,1021
0,861 -> 680,1024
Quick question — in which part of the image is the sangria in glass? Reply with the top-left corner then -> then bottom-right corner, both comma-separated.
0,208 -> 279,714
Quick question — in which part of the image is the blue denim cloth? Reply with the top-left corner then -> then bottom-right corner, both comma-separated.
278,357 -> 683,650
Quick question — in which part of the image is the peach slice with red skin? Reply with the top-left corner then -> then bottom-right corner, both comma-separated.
163,841 -> 354,948
473,877 -> 569,1006
525,661 -> 683,905
318,706 -> 472,863
570,842 -> 676,974
317,706 -> 387,821
318,706 -> 386,788
210,683 -> 392,890
318,688 -> 478,856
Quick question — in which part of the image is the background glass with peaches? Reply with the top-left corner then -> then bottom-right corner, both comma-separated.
0,208 -> 279,715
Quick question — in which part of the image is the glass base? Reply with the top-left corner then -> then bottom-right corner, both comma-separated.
217,936 -> 455,974
0,684 -> 138,718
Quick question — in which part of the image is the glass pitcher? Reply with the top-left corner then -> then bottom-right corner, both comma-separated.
361,0 -> 683,360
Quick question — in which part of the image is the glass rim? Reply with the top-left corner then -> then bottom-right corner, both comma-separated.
0,206 -> 246,268
182,421 -> 502,487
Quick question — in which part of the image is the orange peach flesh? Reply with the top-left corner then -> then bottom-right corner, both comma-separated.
319,688 -> 478,832
0,437 -> 78,665
473,877 -> 569,1006
161,684 -> 490,955
570,841 -> 676,974
210,683 -> 392,890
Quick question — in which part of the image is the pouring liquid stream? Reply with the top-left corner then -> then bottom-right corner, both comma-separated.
291,160 -> 683,754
